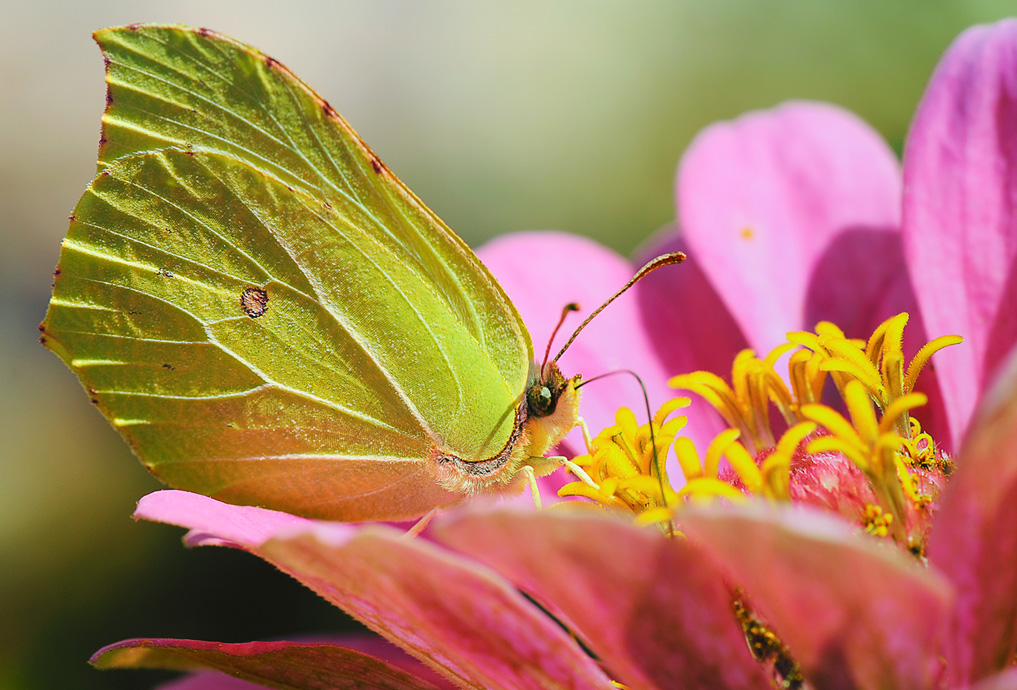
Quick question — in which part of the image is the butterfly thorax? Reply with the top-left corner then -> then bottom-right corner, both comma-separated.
430,362 -> 581,496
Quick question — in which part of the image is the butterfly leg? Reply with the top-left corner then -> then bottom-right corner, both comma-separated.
555,416 -> 599,488
577,416 -> 595,454
546,456 -> 597,488
518,465 -> 542,509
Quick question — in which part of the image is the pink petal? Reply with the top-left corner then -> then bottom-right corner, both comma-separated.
680,503 -> 953,690
334,637 -> 459,689
926,347 -> 1017,685
902,19 -> 1017,448
678,101 -> 904,353
157,670 -> 260,689
136,491 -> 614,690
152,637 -> 461,690
478,232 -> 683,447
971,668 -> 1017,690
433,508 -> 770,689
93,638 -> 445,690
261,528 -> 615,690
135,490 -> 330,549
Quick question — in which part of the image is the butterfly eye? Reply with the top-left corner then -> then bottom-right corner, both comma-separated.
527,384 -> 557,418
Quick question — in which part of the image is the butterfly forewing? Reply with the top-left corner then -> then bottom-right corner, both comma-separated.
95,25 -> 530,391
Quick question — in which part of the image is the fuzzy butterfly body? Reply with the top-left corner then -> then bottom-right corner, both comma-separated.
41,25 -> 580,521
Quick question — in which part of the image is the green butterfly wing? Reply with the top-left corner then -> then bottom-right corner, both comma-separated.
41,25 -> 534,521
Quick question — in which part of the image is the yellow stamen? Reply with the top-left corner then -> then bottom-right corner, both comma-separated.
674,436 -> 704,481
879,393 -> 929,436
723,436 -> 763,494
653,396 -> 692,428
905,335 -> 963,394
678,477 -> 749,503
760,421 -> 816,500
634,507 -> 679,529
704,428 -> 742,477
801,404 -> 867,455
671,346 -> 796,452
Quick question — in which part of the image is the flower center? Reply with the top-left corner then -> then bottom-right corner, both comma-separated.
560,312 -> 960,556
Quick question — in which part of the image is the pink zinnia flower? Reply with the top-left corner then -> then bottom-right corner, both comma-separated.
91,18 -> 1017,690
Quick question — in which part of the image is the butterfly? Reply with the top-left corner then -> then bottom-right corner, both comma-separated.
41,24 -> 682,521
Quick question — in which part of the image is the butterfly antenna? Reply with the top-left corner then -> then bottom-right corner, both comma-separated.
575,369 -> 673,529
552,252 -> 685,364
541,303 -> 581,376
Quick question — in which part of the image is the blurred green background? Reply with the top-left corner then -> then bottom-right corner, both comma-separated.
2,2 -> 1014,688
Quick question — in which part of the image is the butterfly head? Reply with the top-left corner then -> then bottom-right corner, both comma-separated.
527,361 -> 577,419
515,361 -> 582,471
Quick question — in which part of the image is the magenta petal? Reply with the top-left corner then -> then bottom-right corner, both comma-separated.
136,492 -> 613,690
680,504 -> 953,690
971,668 -> 1017,690
902,19 -> 1017,446
135,490 -> 329,548
432,508 -> 770,690
157,670 -> 261,689
635,228 -> 747,378
679,101 -> 903,352
332,637 -> 460,689
927,348 -> 1017,685
93,638 -> 445,690
260,526 -> 615,690
478,232 -> 679,446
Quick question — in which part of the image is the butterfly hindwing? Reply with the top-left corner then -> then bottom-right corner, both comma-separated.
43,145 -> 524,519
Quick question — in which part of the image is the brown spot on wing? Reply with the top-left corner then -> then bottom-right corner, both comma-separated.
240,287 -> 269,318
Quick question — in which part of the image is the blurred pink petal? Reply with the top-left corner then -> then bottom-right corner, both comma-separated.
972,668 -> 1017,690
433,508 -> 770,690
93,638 -> 444,690
136,491 -> 615,690
680,503 -> 953,690
903,19 -> 1017,447
478,231 -> 683,447
927,347 -> 1017,685
678,101 -> 904,353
